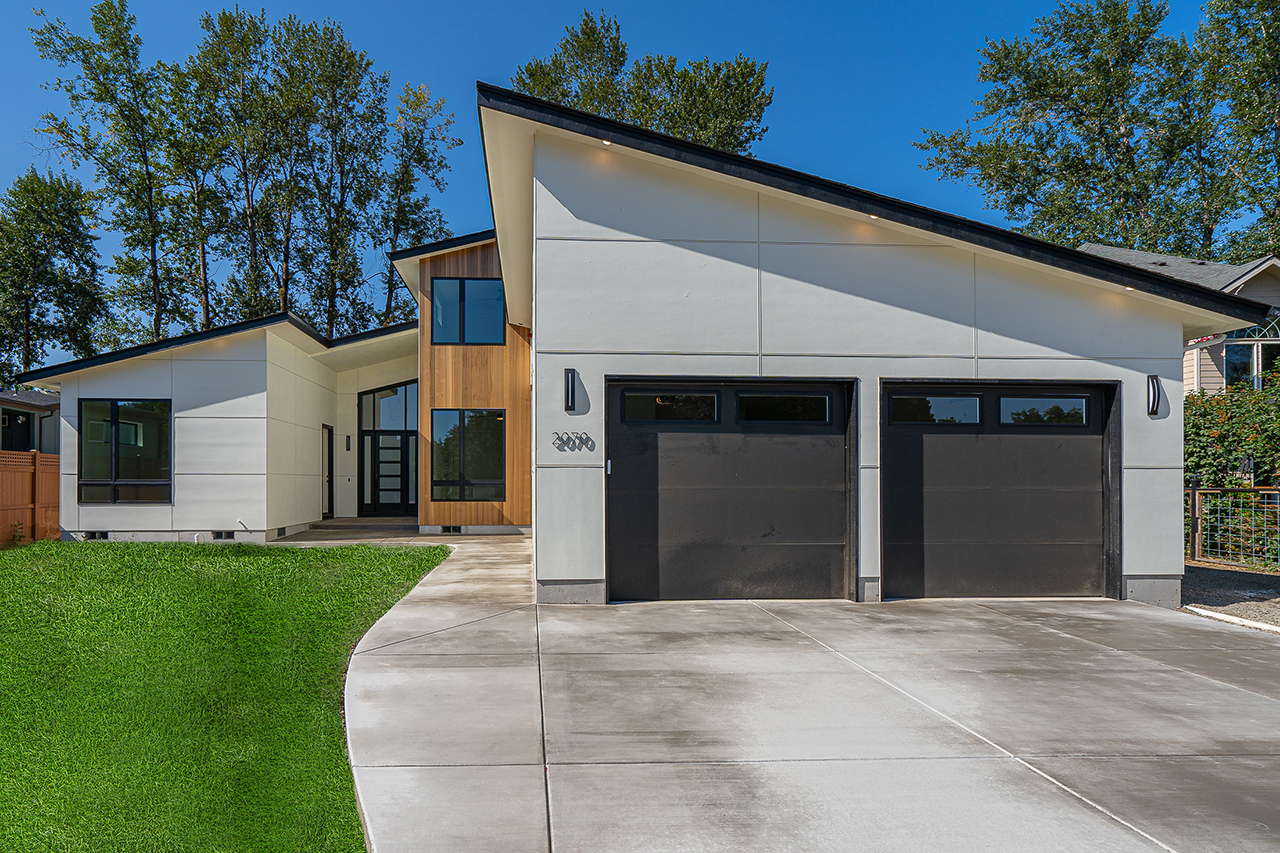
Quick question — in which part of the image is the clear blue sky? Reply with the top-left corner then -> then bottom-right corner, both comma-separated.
0,1 -> 1211,268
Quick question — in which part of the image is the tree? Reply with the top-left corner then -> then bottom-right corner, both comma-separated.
33,0 -> 181,344
513,10 -> 773,155
377,83 -> 461,326
916,0 -> 1235,256
0,169 -> 106,386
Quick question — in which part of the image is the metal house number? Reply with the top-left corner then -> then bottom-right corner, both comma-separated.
552,432 -> 595,452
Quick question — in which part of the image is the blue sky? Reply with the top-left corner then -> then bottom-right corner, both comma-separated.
1,1 -> 1211,283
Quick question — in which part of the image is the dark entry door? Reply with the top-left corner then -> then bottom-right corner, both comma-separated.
881,384 -> 1107,598
322,424 -> 334,519
606,381 -> 850,601
358,381 -> 419,517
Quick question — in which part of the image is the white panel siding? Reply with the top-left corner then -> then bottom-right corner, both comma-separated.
77,358 -> 173,399
1122,467 -> 1186,579
172,358 -> 266,418
264,329 -> 338,529
172,474 -> 267,530
759,194 -> 931,246
534,465 -> 605,580
173,417 -> 266,475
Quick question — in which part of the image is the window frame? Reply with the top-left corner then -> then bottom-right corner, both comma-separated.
621,391 -> 721,424
1225,340 -> 1280,390
735,391 -> 832,425
77,398 -> 173,505
997,395 -> 1089,427
429,277 -> 507,346
887,394 -> 983,426
430,407 -> 506,502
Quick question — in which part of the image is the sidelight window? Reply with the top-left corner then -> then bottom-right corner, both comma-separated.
78,399 -> 172,503
431,409 -> 505,501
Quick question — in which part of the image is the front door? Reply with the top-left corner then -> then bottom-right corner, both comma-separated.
358,381 -> 419,517
321,424 -> 334,519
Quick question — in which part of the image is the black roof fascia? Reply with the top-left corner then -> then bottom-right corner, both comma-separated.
387,229 -> 497,262
477,82 -> 1270,326
329,320 -> 417,347
16,311 -> 330,385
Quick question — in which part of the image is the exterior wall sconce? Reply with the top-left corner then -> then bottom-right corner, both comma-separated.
1146,375 -> 1161,416
564,369 -> 577,413
346,435 -> 351,451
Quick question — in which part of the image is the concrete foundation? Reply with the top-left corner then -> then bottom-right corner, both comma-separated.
1124,575 -> 1183,609
537,579 -> 607,604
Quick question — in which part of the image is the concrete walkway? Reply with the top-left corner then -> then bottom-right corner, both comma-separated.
345,539 -> 1280,853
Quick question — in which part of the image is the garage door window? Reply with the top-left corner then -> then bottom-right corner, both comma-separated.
623,393 -> 717,422
1000,397 -> 1087,425
738,394 -> 830,423
890,396 -> 980,424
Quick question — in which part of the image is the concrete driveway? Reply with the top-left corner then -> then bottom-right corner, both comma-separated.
345,539 -> 1280,853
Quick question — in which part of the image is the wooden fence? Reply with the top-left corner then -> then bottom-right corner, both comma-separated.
0,451 -> 59,543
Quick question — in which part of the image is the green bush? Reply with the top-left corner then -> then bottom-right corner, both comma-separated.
1184,373 -> 1280,487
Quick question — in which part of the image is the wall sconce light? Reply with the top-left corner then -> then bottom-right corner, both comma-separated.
1146,375 -> 1161,416
345,435 -> 351,451
564,369 -> 577,413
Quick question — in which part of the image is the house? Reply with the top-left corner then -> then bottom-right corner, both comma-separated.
16,84 -> 1270,608
1079,243 -> 1280,395
0,388 -> 60,453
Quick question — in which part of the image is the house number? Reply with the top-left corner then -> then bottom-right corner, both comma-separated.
552,432 -> 595,452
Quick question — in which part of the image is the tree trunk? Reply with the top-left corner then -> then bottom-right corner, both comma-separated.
198,238 -> 210,330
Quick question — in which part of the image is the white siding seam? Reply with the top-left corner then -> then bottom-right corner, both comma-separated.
757,191 -> 763,377
537,463 -> 605,468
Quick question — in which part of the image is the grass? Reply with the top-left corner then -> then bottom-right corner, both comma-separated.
0,540 -> 450,852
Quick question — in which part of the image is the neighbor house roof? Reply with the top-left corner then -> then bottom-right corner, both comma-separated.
15,312 -> 416,385
0,388 -> 59,411
1078,243 -> 1277,293
477,81 -> 1271,332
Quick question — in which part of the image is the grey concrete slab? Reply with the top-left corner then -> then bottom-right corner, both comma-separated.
354,765 -> 549,853
979,598 -> 1280,650
850,648 -> 1280,757
547,759 -> 1163,853
1123,647 -> 1280,701
355,604 -> 537,656
536,601 -> 826,655
1029,755 -> 1280,853
758,598 -> 1101,651
345,653 -> 543,766
540,651 -> 998,763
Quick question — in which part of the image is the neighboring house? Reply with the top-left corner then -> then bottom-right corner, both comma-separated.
1079,243 -> 1280,394
17,84 -> 1271,609
0,388 -> 60,453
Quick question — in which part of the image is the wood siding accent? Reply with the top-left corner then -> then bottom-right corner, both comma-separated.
0,451 -> 59,542
418,242 -> 531,526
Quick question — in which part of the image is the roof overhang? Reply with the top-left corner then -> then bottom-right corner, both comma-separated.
389,230 -> 498,303
477,82 -> 1270,340
1225,256 -> 1280,295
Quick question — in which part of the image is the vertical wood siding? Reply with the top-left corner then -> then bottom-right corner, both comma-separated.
0,451 -> 59,542
418,242 -> 532,526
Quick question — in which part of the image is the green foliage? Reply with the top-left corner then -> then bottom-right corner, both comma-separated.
0,168 -> 105,386
513,10 -> 773,155
1184,376 -> 1280,487
0,541 -> 449,851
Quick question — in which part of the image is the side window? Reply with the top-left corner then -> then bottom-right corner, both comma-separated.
431,409 -> 505,501
78,399 -> 172,503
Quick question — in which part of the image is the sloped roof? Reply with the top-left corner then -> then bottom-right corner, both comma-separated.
1078,243 -> 1273,293
478,81 -> 1271,329
0,388 -> 59,411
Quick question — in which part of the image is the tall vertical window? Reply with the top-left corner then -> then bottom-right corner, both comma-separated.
431,409 -> 505,500
78,399 -> 172,503
431,278 -> 505,344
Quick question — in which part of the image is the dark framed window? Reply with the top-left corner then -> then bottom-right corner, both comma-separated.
431,278 -> 505,344
431,409 -> 505,501
999,397 -> 1087,425
623,393 -> 718,422
1225,341 -> 1280,389
737,393 -> 830,423
78,399 -> 172,504
889,395 -> 980,425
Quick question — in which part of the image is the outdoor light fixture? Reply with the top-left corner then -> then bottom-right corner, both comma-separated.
1146,374 -> 1162,416
868,214 -> 879,219
564,368 -> 577,412
1125,286 -> 1135,291
345,435 -> 351,452
602,139 -> 611,146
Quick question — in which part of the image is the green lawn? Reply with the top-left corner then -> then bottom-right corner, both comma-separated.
0,541 -> 449,853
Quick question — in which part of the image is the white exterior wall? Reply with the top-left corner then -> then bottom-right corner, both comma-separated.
265,331 -> 338,531
531,134 -> 1187,602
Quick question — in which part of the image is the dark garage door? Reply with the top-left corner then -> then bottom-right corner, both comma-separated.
881,384 -> 1108,599
606,382 -> 850,601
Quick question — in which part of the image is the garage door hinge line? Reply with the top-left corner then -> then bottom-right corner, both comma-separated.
748,602 -> 1182,853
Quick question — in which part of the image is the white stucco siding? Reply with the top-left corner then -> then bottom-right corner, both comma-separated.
531,135 -> 1192,597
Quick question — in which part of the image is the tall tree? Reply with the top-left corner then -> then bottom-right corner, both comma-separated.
33,0 -> 179,343
0,169 -> 106,386
916,0 -> 1230,255
513,10 -> 773,155
377,83 -> 461,326
1200,0 -> 1280,261
298,20 -> 388,339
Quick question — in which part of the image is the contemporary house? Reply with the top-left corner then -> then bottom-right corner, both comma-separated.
1079,243 -> 1280,395
0,388 -> 60,453
17,84 -> 1271,608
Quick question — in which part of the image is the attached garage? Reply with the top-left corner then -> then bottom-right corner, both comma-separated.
605,381 -> 851,601
881,383 -> 1119,600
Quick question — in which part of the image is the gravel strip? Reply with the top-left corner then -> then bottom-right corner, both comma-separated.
1181,562 -> 1280,629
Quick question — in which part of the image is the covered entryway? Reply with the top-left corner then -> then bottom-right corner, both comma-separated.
881,383 -> 1115,599
605,381 -> 851,601
358,380 -> 419,517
